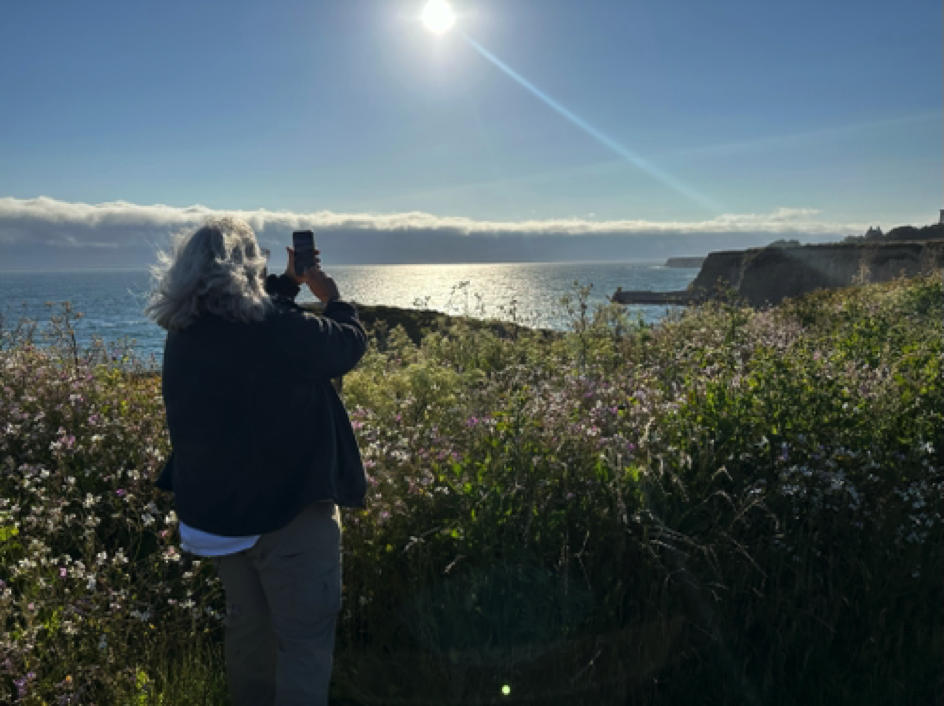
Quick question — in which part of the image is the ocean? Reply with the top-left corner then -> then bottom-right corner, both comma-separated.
0,262 -> 698,363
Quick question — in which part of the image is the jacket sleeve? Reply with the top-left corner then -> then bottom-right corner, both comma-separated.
279,299 -> 368,380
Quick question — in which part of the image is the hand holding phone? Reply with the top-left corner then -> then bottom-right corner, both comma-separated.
285,245 -> 320,284
286,231 -> 340,303
292,230 -> 316,276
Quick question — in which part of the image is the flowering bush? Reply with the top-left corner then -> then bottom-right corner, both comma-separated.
1,306 -> 224,704
1,277 -> 942,704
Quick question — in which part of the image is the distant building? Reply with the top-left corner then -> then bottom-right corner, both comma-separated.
865,226 -> 884,239
939,209 -> 943,224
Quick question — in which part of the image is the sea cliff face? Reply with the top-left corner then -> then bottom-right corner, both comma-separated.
690,241 -> 944,307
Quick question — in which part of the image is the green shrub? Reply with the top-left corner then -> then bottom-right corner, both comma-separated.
1,277 -> 941,704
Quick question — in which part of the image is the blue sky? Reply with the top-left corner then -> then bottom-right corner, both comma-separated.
0,0 -> 940,266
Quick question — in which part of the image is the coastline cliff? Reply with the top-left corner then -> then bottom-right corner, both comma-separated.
689,240 -> 944,307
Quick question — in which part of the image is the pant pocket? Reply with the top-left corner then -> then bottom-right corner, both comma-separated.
292,562 -> 342,626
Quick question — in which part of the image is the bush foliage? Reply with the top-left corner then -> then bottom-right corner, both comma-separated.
1,277 -> 942,704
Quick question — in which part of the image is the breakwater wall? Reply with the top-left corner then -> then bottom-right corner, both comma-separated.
664,257 -> 706,268
611,289 -> 694,305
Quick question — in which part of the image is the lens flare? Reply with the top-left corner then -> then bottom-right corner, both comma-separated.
421,0 -> 456,34
462,33 -> 720,212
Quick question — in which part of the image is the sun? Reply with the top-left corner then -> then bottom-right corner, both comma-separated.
421,0 -> 456,34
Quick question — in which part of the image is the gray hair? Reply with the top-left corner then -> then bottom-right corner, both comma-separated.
146,217 -> 274,331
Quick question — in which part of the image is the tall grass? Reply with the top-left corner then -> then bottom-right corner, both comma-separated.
1,277 -> 941,704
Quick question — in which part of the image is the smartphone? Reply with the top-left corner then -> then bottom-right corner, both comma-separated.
292,230 -> 316,277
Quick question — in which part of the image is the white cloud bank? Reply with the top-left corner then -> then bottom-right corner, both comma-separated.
0,196 -> 868,244
0,195 -> 887,268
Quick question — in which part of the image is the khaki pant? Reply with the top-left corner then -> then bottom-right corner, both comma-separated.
214,502 -> 342,706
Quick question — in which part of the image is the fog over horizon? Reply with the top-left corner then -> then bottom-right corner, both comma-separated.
0,195 -> 920,271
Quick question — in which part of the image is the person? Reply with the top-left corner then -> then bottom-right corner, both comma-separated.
146,217 -> 368,706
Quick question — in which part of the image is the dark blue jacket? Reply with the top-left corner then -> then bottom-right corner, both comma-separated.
154,284 -> 368,536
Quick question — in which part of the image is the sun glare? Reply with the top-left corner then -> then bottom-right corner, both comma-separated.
421,0 -> 456,34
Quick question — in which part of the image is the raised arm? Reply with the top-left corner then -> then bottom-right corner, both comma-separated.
273,251 -> 368,379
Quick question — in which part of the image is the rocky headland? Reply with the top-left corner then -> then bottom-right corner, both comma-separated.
689,239 -> 944,307
615,223 -> 944,308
